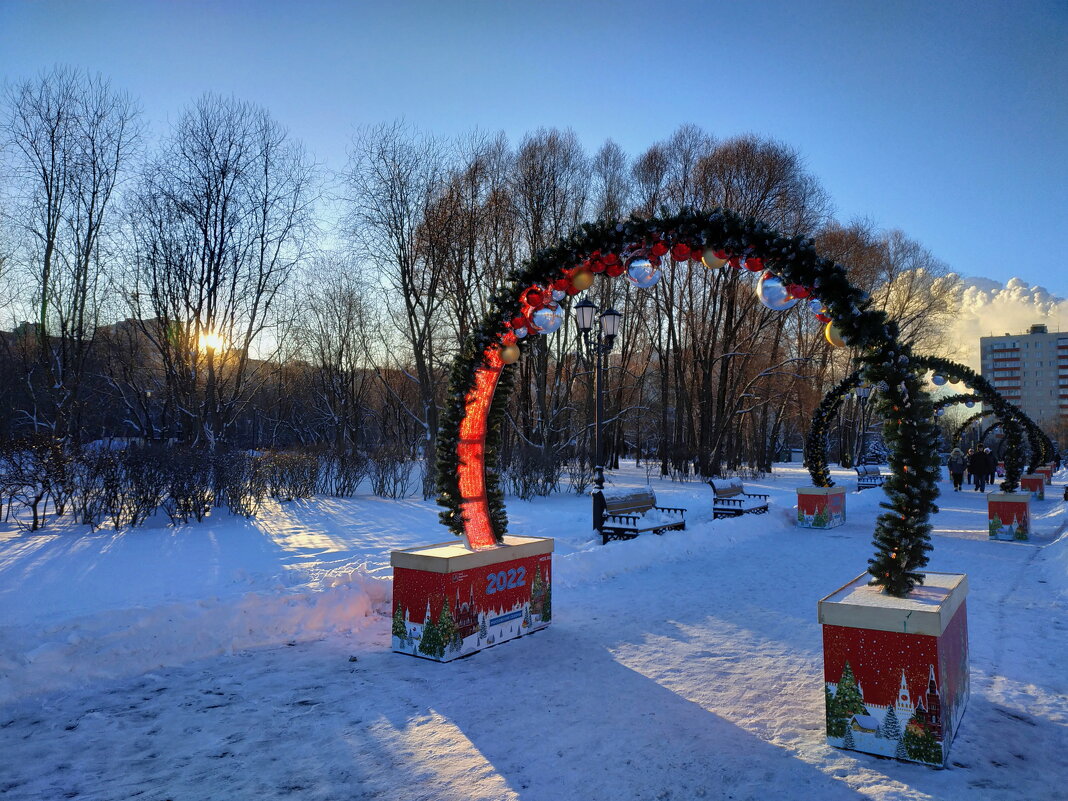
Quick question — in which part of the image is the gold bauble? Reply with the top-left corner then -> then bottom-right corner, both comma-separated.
701,247 -> 727,269
500,344 -> 521,364
571,270 -> 595,291
824,322 -> 846,348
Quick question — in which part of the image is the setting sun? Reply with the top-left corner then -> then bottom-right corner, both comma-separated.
199,332 -> 224,352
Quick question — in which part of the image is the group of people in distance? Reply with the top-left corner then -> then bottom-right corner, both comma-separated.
946,446 -> 999,492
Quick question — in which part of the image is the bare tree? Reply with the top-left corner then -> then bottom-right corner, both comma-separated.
1,66 -> 141,438
126,93 -> 316,447
343,121 -> 449,486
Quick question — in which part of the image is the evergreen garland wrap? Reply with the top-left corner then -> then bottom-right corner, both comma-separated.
807,356 -> 1058,499
804,369 -> 868,487
435,207 -> 941,596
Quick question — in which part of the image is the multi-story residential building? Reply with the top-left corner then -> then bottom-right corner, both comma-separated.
979,324 -> 1068,430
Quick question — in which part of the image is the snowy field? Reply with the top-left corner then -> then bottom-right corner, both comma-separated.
1,462 -> 1066,801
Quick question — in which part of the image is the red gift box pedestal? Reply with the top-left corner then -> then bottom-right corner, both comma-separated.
819,572 -> 969,767
796,486 -> 846,529
391,536 -> 553,662
987,492 -> 1030,540
1035,466 -> 1053,485
1020,474 -> 1045,501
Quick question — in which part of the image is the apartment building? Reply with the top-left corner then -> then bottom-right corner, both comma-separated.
979,324 -> 1068,429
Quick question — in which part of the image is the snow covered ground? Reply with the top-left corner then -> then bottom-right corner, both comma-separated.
1,463 -> 1066,800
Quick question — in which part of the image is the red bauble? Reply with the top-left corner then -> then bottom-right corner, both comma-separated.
744,257 -> 764,272
523,288 -> 545,308
510,315 -> 527,330
551,278 -> 570,292
713,249 -> 729,260
670,243 -> 691,262
728,256 -> 742,269
588,259 -> 606,273
606,262 -> 625,277
565,283 -> 581,296
603,253 -> 620,267
815,312 -> 832,323
650,241 -> 669,257
786,284 -> 810,299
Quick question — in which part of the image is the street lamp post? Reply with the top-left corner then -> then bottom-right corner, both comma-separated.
575,298 -> 622,540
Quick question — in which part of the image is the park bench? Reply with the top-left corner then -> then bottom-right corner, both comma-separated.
708,479 -> 769,519
600,490 -> 687,544
855,464 -> 885,491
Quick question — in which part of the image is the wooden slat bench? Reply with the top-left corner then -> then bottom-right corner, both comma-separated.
855,464 -> 885,491
600,490 -> 687,544
708,479 -> 769,519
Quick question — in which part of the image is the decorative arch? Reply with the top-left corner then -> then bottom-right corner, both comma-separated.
804,356 -> 1049,494
436,208 -> 940,596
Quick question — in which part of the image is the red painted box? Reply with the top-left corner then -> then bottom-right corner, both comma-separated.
391,536 -> 553,662
987,492 -> 1030,540
1035,466 -> 1053,485
1020,474 -> 1045,501
797,486 -> 846,529
819,572 -> 969,766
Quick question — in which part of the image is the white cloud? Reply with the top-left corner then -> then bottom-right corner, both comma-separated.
939,276 -> 1068,368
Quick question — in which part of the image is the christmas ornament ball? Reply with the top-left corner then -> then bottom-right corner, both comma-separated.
625,251 -> 662,289
701,248 -> 728,269
532,303 -> 564,334
500,344 -> 521,364
756,271 -> 798,311
965,400 -> 975,408
932,374 -> 947,386
824,322 -> 846,348
571,270 -> 595,291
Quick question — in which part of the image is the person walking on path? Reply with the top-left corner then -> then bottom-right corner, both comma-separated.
968,448 -> 988,492
984,447 -> 997,486
947,448 -> 966,491
965,448 -> 975,486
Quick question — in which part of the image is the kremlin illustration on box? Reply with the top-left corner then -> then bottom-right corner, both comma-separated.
392,558 -> 551,662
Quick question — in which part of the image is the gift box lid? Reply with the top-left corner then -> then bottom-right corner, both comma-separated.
818,571 -> 968,636
987,492 -> 1031,503
391,535 -> 553,573
797,486 -> 847,496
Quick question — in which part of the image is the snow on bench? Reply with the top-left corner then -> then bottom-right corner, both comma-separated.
600,490 -> 687,545
855,464 -> 885,491
708,478 -> 770,519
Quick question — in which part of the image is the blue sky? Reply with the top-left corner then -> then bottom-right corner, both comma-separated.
2,0 -> 1066,296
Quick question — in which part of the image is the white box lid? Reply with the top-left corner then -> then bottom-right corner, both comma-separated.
391,535 -> 553,573
818,571 -> 968,636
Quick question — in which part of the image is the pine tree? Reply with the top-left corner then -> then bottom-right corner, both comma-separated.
903,713 -> 943,764
882,704 -> 903,744
418,617 -> 445,659
843,724 -> 855,749
541,582 -> 552,622
825,685 -> 840,736
392,604 -> 408,645
479,612 -> 488,640
835,662 -> 867,721
437,598 -> 458,652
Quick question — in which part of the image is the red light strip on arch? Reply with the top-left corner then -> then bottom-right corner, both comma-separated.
457,347 -> 504,549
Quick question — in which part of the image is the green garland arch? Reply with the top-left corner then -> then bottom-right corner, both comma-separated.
436,207 -> 940,596
805,356 -> 1047,494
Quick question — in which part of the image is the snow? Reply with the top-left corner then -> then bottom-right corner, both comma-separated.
1,463 -> 1067,800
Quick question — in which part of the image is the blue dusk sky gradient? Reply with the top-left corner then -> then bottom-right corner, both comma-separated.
2,0 -> 1066,296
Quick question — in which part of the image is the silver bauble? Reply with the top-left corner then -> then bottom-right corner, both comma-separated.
531,304 -> 563,334
514,326 -> 527,339
624,251 -> 662,289
757,271 -> 798,311
808,298 -> 823,314
551,289 -> 566,301
965,400 -> 975,408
